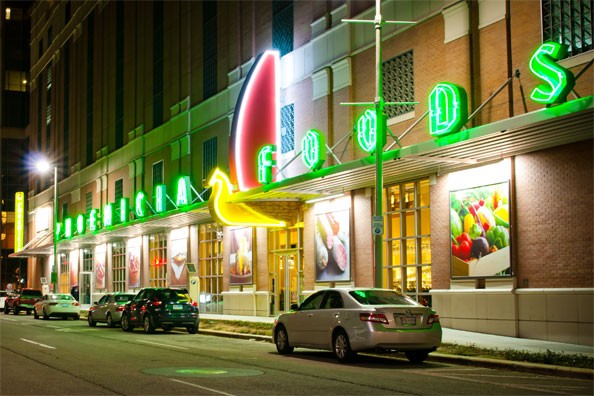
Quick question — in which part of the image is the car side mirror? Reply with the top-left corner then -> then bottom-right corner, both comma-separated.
93,301 -> 98,305
290,303 -> 299,311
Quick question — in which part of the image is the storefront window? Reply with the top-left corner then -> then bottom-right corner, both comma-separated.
149,232 -> 167,287
199,223 -> 223,313
112,241 -> 126,292
83,249 -> 93,272
59,253 -> 69,293
385,179 -> 432,304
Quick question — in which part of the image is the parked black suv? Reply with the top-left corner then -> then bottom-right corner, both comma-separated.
120,288 -> 199,334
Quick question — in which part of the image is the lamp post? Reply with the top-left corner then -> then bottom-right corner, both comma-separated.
36,160 -> 58,292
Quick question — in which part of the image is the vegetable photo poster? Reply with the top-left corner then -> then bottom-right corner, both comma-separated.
315,209 -> 350,282
450,181 -> 511,278
229,227 -> 253,285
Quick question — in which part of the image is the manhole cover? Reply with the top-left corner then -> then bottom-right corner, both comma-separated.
142,367 -> 264,378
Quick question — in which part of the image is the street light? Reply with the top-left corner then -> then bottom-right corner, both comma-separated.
35,159 -> 58,292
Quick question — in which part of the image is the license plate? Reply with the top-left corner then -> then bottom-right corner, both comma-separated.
401,316 -> 416,325
61,304 -> 70,307
173,305 -> 183,310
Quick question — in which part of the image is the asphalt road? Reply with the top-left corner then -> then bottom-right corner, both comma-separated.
1,314 -> 592,396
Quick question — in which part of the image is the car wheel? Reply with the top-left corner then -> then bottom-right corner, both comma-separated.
333,330 -> 356,363
3,306 -> 8,314
13,307 -> 19,315
42,308 -> 49,320
162,325 -> 172,332
33,309 -> 39,319
106,313 -> 115,328
405,350 -> 429,364
73,314 -> 80,320
88,314 -> 97,327
186,325 -> 198,334
143,315 -> 155,334
121,313 -> 133,332
26,309 -> 31,315
274,325 -> 294,354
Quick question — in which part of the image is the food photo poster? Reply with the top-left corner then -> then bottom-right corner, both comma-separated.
229,227 -> 253,285
315,209 -> 350,282
450,181 -> 511,278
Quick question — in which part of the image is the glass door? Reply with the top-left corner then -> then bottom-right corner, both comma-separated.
272,252 -> 300,314
78,271 -> 94,310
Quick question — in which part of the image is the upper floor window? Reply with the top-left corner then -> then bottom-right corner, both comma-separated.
280,104 -> 295,154
152,161 -> 164,186
542,0 -> 593,57
4,71 -> 27,92
383,50 -> 415,119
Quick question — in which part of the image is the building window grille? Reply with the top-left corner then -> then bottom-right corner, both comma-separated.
112,241 -> 126,292
85,191 -> 92,214
152,161 -> 163,185
199,223 -> 224,313
383,50 -> 414,118
273,0 -> 293,57
542,0 -> 593,57
149,232 -> 167,287
202,137 -> 217,199
384,179 -> 432,305
280,104 -> 295,154
115,179 -> 123,202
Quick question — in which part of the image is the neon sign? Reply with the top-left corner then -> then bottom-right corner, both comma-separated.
429,83 -> 468,136
529,42 -> 576,104
257,145 -> 276,184
14,192 -> 24,251
302,129 -> 326,171
356,109 -> 378,153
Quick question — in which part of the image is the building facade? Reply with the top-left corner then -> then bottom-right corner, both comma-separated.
14,1 -> 593,345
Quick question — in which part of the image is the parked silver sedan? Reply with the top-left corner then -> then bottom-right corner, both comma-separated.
273,288 -> 442,363
88,292 -> 135,327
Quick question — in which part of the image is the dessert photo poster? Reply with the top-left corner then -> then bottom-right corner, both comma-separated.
170,237 -> 188,287
229,227 -> 253,285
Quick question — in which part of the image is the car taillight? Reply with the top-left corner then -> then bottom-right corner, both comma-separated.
89,306 -> 95,312
427,314 -> 440,325
359,312 -> 389,324
73,302 -> 80,306
152,300 -> 162,307
116,306 -> 124,312
191,301 -> 198,308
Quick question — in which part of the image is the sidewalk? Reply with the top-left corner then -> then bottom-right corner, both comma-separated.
201,313 -> 594,357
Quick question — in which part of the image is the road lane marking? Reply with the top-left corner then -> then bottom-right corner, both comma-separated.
20,338 -> 56,349
169,378 -> 236,396
136,340 -> 188,350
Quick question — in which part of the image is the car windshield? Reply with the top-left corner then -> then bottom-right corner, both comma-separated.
51,294 -> 74,301
115,295 -> 134,303
158,290 -> 190,303
349,290 -> 418,306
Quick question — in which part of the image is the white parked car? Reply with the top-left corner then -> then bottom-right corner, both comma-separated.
0,290 -> 7,310
33,293 -> 80,320
273,288 -> 442,363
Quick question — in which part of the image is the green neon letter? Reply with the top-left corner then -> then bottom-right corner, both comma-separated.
135,191 -> 146,217
175,176 -> 192,207
120,198 -> 129,223
529,42 -> 575,104
356,109 -> 377,153
103,203 -> 114,227
89,209 -> 99,231
55,222 -> 63,241
76,214 -> 86,235
154,184 -> 167,213
64,218 -> 73,238
429,83 -> 468,136
257,145 -> 276,184
302,129 -> 326,171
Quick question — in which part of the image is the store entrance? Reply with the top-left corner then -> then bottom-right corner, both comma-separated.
78,271 -> 94,310
270,252 -> 299,314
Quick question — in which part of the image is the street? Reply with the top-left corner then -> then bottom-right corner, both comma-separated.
1,314 -> 592,396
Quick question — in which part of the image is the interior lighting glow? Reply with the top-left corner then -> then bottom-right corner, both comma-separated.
14,192 -> 24,251
208,168 -> 285,227
529,42 -> 575,104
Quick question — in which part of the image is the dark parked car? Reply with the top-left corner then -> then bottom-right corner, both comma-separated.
120,288 -> 199,334
88,292 -> 136,327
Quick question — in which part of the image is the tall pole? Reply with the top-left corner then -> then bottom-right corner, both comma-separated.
53,165 -> 58,292
374,0 -> 385,288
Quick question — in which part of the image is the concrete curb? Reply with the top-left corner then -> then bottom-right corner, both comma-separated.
199,329 -> 593,380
